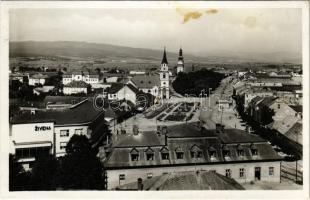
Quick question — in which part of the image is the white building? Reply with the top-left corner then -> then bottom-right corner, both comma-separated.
176,48 -> 184,74
103,123 -> 283,189
63,81 -> 89,95
159,48 -> 170,100
10,99 -> 107,169
131,75 -> 160,97
28,74 -> 49,86
62,71 -> 99,85
106,83 -> 140,105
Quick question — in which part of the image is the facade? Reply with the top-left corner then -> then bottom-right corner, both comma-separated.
62,71 -> 99,85
104,123 -> 282,189
159,48 -> 170,100
10,99 -> 107,169
106,83 -> 139,105
176,48 -> 184,74
28,74 -> 49,86
131,75 -> 160,97
63,81 -> 89,95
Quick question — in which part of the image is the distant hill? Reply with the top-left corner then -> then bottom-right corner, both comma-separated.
9,41 -> 301,64
9,41 -> 209,64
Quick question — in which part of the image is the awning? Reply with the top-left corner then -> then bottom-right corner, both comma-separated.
14,141 -> 52,148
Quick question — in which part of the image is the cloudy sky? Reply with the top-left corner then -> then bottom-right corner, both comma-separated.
10,8 -> 302,57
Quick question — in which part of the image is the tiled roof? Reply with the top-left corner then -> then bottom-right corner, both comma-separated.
257,97 -> 277,108
10,99 -> 104,125
64,80 -> 89,88
284,122 -> 302,145
218,129 -> 266,144
106,83 -> 139,94
131,75 -> 160,89
270,115 -> 299,135
104,124 -> 282,169
289,105 -> 303,113
30,74 -> 49,79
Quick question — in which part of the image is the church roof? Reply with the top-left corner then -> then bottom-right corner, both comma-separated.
161,48 -> 168,64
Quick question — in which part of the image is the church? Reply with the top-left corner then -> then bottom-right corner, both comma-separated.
131,47 -> 185,101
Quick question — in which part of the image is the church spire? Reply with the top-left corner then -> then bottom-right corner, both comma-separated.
161,47 -> 168,64
178,47 -> 183,61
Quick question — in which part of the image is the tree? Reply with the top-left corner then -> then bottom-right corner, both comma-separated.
29,155 -> 59,190
59,135 -> 106,190
9,154 -> 31,191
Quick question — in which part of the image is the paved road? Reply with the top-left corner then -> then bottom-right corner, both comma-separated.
199,76 -> 245,130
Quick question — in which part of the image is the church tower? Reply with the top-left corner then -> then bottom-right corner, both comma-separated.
176,48 -> 184,74
159,47 -> 170,100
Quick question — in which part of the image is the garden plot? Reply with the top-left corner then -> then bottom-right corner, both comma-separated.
164,102 -> 196,122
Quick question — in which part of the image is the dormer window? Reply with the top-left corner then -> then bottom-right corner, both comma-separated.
160,147 -> 170,160
175,147 -> 184,159
208,146 -> 217,159
145,147 -> 154,161
190,145 -> 203,159
130,148 -> 139,161
237,145 -> 244,157
222,145 -> 230,157
250,144 -> 258,156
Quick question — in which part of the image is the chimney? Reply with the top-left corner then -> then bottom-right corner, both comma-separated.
133,125 -> 139,135
137,178 -> 143,191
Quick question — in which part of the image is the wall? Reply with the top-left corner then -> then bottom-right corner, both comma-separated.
108,86 -> 136,104
54,125 -> 89,157
63,87 -> 87,95
106,161 -> 281,189
29,78 -> 46,86
11,122 -> 54,145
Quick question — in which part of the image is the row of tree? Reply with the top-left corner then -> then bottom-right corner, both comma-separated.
10,135 -> 106,191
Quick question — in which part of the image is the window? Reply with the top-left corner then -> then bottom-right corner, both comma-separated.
210,170 -> 216,173
209,150 -> 216,159
163,74 -> 166,79
225,169 -> 232,178
60,130 -> 69,137
251,149 -> 258,156
190,151 -> 202,158
148,90 -> 151,93
176,152 -> 184,159
146,153 -> 154,161
269,167 -> 274,176
239,168 -> 245,178
161,152 -> 169,160
278,104 -> 281,109
75,129 -> 83,135
119,174 -> 125,180
237,149 -> 244,157
60,142 -> 67,150
147,173 -> 153,179
131,153 -> 139,161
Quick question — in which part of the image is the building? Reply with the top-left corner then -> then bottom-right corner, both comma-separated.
131,75 -> 160,97
10,99 -> 108,170
63,81 -> 89,95
159,48 -> 170,100
28,73 -> 49,86
103,123 -> 282,189
116,170 -> 244,190
106,83 -> 140,105
62,71 -> 99,85
176,48 -> 184,74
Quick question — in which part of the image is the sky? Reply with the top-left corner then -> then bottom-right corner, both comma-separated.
9,8 -> 302,58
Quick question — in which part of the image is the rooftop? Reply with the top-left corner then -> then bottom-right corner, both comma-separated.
64,80 -> 89,88
131,75 -> 160,89
10,99 -> 104,125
